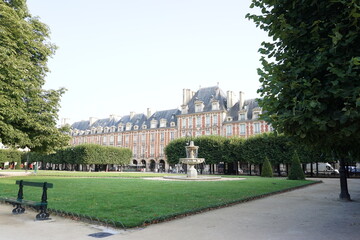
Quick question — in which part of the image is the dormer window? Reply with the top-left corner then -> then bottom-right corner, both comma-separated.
160,119 -> 167,128
97,127 -> 103,133
151,119 -> 157,129
118,124 -> 124,132
134,125 -> 139,130
195,100 -> 204,112
142,124 -> 147,129
170,122 -> 175,127
252,107 -> 262,120
104,127 -> 109,133
126,123 -> 132,131
227,116 -> 233,122
239,113 -> 246,121
111,126 -> 116,132
181,105 -> 188,114
211,100 -> 219,110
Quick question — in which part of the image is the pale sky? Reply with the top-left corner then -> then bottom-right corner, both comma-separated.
26,0 -> 268,124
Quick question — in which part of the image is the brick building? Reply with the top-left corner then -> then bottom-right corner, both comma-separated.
69,85 -> 271,171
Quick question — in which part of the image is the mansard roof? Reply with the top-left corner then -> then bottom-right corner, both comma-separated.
228,99 -> 260,121
186,86 -> 227,114
117,113 -> 147,127
71,120 -> 90,131
146,109 -> 181,128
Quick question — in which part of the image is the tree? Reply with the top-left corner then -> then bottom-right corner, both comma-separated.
0,0 -> 70,153
288,151 -> 305,180
261,156 -> 273,177
247,0 -> 360,200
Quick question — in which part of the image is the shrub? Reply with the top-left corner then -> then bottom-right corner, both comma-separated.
288,151 -> 305,180
261,157 -> 273,177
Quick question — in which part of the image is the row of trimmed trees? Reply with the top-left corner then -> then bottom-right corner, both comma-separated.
164,133 -> 344,176
0,144 -> 132,171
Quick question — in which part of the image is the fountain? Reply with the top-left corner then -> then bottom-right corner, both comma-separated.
164,141 -> 221,180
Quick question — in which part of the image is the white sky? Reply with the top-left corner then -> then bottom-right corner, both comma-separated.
26,0 -> 268,124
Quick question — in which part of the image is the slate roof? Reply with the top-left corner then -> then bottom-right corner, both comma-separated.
184,86 -> 228,114
227,99 -> 260,121
145,109 -> 181,128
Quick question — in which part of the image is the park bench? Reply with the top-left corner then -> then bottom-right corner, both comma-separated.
0,180 -> 53,220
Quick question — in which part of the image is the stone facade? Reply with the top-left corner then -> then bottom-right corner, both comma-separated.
69,85 -> 272,171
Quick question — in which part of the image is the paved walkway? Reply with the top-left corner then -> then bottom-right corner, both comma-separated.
1,178 -> 359,240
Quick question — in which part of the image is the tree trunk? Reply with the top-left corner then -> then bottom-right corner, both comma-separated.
339,158 -> 351,200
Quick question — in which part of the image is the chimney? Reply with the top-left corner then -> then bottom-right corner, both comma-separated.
147,108 -> 152,118
227,91 -> 234,109
239,91 -> 245,110
89,117 -> 98,126
60,118 -> 70,127
130,112 -> 135,119
182,89 -> 187,105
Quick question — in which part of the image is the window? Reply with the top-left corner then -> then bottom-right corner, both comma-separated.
150,144 -> 154,157
226,125 -> 232,136
126,123 -> 132,131
103,136 -> 107,145
125,135 -> 129,146
205,115 -> 210,127
151,120 -> 157,129
160,132 -> 164,142
195,103 -> 204,112
142,124 -> 147,129
253,112 -> 259,119
170,121 -> 175,127
188,117 -> 193,128
170,131 -> 175,140
150,133 -> 155,142
160,119 -> 167,128
213,115 -> 218,125
212,101 -> 219,110
134,125 -> 139,130
254,123 -> 261,133
206,130 -> 210,135
240,124 -> 246,135
196,116 -> 201,127
196,130 -> 201,136
182,118 -> 186,128
141,133 -> 146,143
117,135 -> 122,145
239,113 -> 246,121
160,144 -> 164,156
109,135 -> 114,145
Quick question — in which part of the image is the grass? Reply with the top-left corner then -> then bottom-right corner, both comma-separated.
0,172 -> 318,228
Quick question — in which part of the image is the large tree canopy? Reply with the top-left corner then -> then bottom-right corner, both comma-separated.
247,0 -> 360,151
0,0 -> 70,152
247,0 -> 360,199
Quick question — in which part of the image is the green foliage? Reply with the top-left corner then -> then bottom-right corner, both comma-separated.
246,0 -> 360,153
164,137 -> 191,164
0,0 -> 70,153
288,151 -> 305,180
261,157 -> 273,177
36,144 -> 133,165
0,149 -> 23,164
165,133 -> 322,166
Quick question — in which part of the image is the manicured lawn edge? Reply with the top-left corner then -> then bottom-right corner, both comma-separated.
45,180 -> 322,229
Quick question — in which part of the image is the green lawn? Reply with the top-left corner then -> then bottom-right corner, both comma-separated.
0,173 -> 318,228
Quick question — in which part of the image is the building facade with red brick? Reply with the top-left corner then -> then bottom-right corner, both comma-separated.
69,85 -> 272,171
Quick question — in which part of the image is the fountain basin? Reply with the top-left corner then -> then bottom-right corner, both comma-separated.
179,158 -> 205,165
163,175 -> 222,181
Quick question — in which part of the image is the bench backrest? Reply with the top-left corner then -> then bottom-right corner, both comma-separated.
16,180 -> 53,188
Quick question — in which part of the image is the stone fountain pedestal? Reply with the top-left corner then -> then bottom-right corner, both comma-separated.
164,141 -> 221,181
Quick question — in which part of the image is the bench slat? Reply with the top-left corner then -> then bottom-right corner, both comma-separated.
16,181 -> 53,188
0,197 -> 46,206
